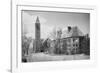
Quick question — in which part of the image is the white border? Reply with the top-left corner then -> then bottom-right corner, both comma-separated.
12,1 -> 97,73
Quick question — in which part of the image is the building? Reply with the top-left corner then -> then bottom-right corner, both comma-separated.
48,26 -> 87,55
62,26 -> 84,55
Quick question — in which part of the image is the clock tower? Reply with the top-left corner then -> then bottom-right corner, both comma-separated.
34,16 -> 41,52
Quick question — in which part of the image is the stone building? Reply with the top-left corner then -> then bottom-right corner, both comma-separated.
48,26 -> 86,55
61,26 -> 84,55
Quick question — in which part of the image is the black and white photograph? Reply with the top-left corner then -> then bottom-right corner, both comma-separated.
21,10 -> 90,62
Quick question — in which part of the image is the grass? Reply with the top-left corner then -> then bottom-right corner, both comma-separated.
26,53 -> 90,62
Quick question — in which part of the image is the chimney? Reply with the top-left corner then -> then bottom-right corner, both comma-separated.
68,26 -> 71,32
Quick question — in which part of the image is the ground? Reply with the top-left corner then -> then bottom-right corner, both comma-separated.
26,53 -> 90,62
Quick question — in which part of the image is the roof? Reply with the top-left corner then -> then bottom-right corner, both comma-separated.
62,26 -> 84,38
48,26 -> 84,40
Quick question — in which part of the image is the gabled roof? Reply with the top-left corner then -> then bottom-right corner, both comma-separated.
62,26 -> 84,38
70,26 -> 83,37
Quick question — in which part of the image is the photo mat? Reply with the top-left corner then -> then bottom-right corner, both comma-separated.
12,4 -> 96,73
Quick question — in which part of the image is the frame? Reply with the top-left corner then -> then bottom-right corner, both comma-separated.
11,0 -> 97,73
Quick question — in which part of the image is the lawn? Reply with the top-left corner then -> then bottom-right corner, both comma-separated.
26,53 -> 90,62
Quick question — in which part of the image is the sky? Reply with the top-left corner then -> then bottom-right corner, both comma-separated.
22,10 -> 90,39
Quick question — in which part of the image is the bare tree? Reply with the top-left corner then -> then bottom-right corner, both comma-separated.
48,27 -> 63,54
22,34 -> 32,62
48,27 -> 57,40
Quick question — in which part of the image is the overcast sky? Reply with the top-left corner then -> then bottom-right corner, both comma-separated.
22,10 -> 90,39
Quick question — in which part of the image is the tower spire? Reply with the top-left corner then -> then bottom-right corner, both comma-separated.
36,16 -> 40,23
